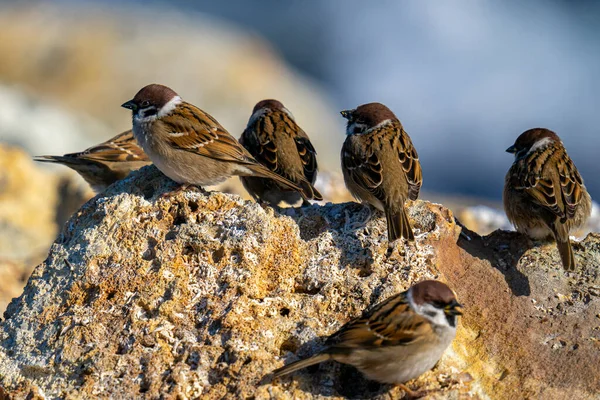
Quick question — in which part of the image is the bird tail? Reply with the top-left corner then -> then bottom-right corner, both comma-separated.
552,222 -> 575,271
33,155 -> 80,166
386,207 -> 415,244
272,353 -> 331,379
297,178 -> 323,201
246,164 -> 315,201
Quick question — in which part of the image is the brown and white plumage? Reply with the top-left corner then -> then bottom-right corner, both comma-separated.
504,128 -> 592,270
122,84 -> 309,198
272,280 -> 461,388
341,103 -> 422,245
34,130 -> 150,193
239,99 -> 322,206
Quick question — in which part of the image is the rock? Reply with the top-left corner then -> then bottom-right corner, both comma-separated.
0,166 -> 599,399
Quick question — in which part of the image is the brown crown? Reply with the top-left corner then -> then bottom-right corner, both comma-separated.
410,280 -> 457,306
132,84 -> 179,109
512,128 -> 560,151
252,99 -> 285,114
349,102 -> 399,127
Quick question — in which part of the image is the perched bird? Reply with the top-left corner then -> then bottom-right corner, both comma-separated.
34,130 -> 150,193
239,99 -> 322,206
272,280 -> 462,397
341,103 -> 422,246
121,84 -> 309,198
504,128 -> 591,270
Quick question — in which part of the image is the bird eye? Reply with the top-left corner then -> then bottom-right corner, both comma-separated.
141,100 -> 150,108
432,301 -> 445,308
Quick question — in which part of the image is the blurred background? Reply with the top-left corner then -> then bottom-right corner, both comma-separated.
1,1 -> 599,311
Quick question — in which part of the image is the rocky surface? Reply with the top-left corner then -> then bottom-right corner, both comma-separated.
0,166 -> 599,399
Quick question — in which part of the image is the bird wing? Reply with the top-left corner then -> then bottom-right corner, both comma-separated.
326,292 -> 432,349
516,144 -> 583,222
240,112 -> 287,178
341,123 -> 422,203
241,110 -> 319,184
70,130 -> 149,163
341,134 -> 385,201
395,127 -> 422,200
295,128 -> 319,184
162,102 -> 257,165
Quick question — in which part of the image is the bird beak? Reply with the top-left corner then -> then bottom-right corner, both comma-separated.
445,302 -> 463,316
505,145 -> 517,154
340,109 -> 353,119
121,100 -> 137,111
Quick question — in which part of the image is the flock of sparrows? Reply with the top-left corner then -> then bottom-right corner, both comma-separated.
34,83 -> 592,396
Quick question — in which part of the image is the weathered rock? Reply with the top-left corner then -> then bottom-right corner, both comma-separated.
0,166 -> 598,399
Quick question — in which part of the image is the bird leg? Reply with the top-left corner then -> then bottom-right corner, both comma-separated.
160,183 -> 205,198
397,383 -> 429,399
453,217 -> 472,241
345,205 -> 373,232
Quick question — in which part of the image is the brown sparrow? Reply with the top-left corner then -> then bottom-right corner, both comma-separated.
272,280 -> 462,397
34,130 -> 150,193
504,128 -> 592,270
341,103 -> 422,246
239,99 -> 322,206
121,84 -> 309,198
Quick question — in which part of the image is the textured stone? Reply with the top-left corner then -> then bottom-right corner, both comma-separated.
0,166 -> 598,399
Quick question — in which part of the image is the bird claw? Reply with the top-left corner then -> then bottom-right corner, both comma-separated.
345,206 -> 374,232
397,383 -> 429,399
159,183 -> 205,198
452,217 -> 472,241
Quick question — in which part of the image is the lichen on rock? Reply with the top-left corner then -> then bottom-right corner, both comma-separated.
0,165 -> 599,399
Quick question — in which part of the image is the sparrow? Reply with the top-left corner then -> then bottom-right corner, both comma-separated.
121,84 -> 310,198
34,130 -> 151,193
239,99 -> 322,206
272,280 -> 462,398
504,128 -> 592,270
340,103 -> 422,246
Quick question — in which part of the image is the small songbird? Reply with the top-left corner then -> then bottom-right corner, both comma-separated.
272,280 -> 462,398
121,84 -> 309,197
504,128 -> 591,270
341,103 -> 422,246
34,130 -> 151,193
239,99 -> 322,206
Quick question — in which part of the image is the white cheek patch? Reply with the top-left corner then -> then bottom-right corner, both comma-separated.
527,137 -> 553,155
281,106 -> 295,121
158,96 -> 182,117
247,108 -> 268,127
408,291 -> 450,328
133,112 -> 157,124
370,119 -> 392,131
347,122 -> 367,135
